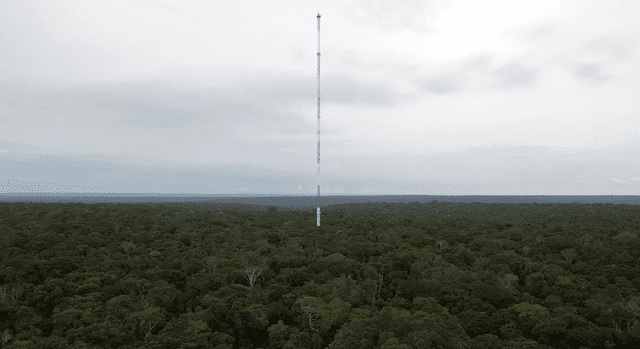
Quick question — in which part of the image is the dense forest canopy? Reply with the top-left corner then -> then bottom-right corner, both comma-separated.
0,200 -> 639,349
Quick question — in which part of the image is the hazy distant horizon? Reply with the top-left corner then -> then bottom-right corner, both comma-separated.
2,193 -> 639,207
1,0 -> 639,196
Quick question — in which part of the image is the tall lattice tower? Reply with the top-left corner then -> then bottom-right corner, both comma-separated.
316,12 -> 321,227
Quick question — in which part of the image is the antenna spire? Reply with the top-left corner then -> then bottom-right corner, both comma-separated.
316,12 -> 321,227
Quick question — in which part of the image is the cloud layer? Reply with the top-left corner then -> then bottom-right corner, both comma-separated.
0,0 -> 639,195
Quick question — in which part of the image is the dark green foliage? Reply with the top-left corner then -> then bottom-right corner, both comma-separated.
266,301 -> 295,326
464,333 -> 506,349
281,267 -> 311,288
0,201 -> 639,348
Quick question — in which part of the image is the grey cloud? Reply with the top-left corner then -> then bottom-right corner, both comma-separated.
498,23 -> 559,45
490,62 -> 538,89
573,63 -> 612,84
402,28 -> 638,96
79,96 -> 205,130
527,26 -> 556,40
583,36 -> 639,62
172,66 -> 403,108
412,73 -> 468,95
0,150 -> 411,195
0,140 -> 68,154
608,177 -> 639,189
407,54 -> 542,96
0,68 -> 404,142
609,177 -> 640,185
610,178 -> 630,184
2,138 -> 638,195
343,0 -> 437,34
463,54 -> 493,72
323,74 -> 398,107
565,34 -> 639,86
2,81 -> 208,130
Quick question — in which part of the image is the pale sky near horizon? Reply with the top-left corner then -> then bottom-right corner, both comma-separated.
0,0 -> 639,196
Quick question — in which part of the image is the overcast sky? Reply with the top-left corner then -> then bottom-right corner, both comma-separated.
1,0 -> 639,196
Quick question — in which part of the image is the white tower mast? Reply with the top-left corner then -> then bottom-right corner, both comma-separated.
316,12 -> 321,227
